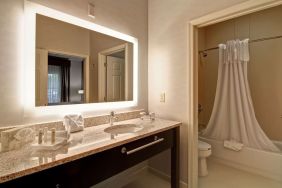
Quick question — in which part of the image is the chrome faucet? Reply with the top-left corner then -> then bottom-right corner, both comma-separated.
109,111 -> 118,126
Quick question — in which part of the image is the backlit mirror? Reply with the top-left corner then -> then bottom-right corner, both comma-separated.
35,14 -> 133,106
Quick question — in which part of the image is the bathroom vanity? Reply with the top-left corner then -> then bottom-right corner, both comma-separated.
0,2 -> 180,187
0,118 -> 180,188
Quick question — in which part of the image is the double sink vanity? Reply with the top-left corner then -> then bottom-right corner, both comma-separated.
0,116 -> 180,188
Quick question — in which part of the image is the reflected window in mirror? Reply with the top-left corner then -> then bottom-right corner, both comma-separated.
47,54 -> 84,105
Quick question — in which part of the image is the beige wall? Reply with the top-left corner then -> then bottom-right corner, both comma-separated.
0,0 -> 148,125
36,15 -> 90,55
198,5 -> 282,141
148,0 -> 248,184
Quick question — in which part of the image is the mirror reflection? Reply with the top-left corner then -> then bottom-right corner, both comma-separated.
35,14 -> 133,106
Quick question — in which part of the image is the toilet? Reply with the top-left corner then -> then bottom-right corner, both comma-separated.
198,140 -> 212,177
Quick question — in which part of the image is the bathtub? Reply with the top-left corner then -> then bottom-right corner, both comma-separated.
199,136 -> 282,182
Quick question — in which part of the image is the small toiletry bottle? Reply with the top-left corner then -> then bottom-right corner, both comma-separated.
43,127 -> 48,143
38,129 -> 43,144
51,128 -> 56,144
149,112 -> 155,121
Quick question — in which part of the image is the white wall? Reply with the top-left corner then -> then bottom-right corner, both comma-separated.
148,0 -> 248,183
0,0 -> 24,125
0,0 -> 148,125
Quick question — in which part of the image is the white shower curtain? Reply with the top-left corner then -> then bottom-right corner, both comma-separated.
203,39 -> 280,152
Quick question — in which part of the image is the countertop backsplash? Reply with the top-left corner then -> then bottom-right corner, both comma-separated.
0,110 -> 144,152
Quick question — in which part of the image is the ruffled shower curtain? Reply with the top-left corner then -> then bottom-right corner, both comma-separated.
203,39 -> 280,152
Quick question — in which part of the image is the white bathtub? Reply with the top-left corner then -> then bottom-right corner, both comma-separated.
199,136 -> 282,182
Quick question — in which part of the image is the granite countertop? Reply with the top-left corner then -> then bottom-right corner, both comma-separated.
0,118 -> 181,183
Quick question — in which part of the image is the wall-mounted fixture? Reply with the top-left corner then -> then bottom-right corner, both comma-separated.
24,1 -> 138,117
88,3 -> 95,19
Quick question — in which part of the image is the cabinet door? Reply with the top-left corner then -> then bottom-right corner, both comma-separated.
2,160 -> 83,188
81,129 -> 174,187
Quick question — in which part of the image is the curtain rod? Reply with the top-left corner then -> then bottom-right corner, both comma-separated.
199,35 -> 282,54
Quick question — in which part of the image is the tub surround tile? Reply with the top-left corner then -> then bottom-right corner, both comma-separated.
0,118 -> 181,183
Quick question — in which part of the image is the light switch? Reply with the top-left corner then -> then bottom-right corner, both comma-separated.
160,92 -> 166,103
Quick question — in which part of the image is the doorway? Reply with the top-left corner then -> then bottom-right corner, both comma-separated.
188,1 -> 282,188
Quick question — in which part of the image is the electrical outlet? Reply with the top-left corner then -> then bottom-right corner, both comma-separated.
160,92 -> 165,103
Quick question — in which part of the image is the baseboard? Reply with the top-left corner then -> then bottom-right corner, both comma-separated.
148,167 -> 188,188
210,156 -> 282,182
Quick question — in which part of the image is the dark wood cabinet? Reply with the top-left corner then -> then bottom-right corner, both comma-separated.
2,127 -> 179,188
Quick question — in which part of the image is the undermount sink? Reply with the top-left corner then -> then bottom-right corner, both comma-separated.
104,124 -> 143,135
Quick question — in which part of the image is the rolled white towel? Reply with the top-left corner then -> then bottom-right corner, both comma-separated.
63,114 -> 84,133
224,140 -> 244,151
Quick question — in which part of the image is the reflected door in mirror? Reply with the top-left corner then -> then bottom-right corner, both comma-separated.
106,56 -> 125,102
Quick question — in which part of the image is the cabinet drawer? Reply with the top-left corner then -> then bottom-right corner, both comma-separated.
81,129 -> 174,187
121,129 -> 173,158
2,159 -> 83,188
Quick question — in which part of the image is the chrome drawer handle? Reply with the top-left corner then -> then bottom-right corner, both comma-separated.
121,137 -> 164,155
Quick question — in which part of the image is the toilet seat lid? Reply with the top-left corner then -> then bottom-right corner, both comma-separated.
198,140 -> 211,150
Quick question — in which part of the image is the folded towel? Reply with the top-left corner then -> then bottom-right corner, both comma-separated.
63,114 -> 84,133
224,140 -> 244,151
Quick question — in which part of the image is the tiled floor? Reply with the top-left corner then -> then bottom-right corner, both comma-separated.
123,161 -> 282,188
199,161 -> 282,188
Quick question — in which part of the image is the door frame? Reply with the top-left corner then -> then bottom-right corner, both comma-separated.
187,0 -> 282,187
98,43 -> 129,102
